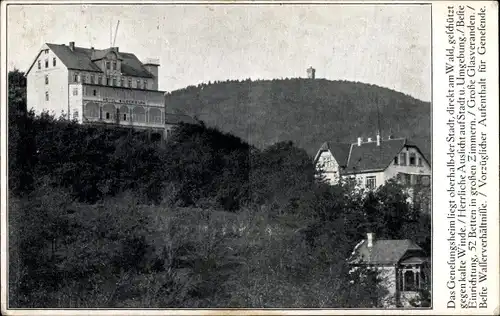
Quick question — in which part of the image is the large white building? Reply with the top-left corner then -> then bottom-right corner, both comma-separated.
26,41 -> 195,135
314,135 -> 431,190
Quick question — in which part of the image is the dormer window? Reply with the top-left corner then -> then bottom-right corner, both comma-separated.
112,61 -> 117,71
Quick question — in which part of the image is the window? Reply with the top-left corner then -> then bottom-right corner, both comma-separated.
394,156 -> 399,165
93,89 -> 97,96
90,74 -> 95,84
53,57 -> 56,67
44,49 -> 49,54
400,153 -> 407,166
120,78 -> 125,87
45,75 -> 49,85
123,113 -> 127,121
128,78 -> 132,87
84,74 -> 89,84
98,76 -> 102,85
410,174 -> 417,185
409,153 -> 416,166
112,77 -> 117,86
112,61 -> 117,70
73,73 -> 79,83
106,61 -> 110,70
421,175 -> 430,187
72,88 -> 78,96
365,176 -> 376,190
418,157 -> 423,166
37,60 -> 41,69
45,59 -> 49,68
136,79 -> 140,88
106,77 -> 111,85
403,270 -> 418,291
45,91 -> 49,101
105,112 -> 110,120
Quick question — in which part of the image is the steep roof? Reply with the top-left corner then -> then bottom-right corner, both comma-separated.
314,142 -> 351,167
349,239 -> 425,265
344,138 -> 406,174
43,43 -> 155,78
165,113 -> 198,125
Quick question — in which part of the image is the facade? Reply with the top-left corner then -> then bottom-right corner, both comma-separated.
314,135 -> 431,190
26,41 -> 167,134
348,233 -> 430,307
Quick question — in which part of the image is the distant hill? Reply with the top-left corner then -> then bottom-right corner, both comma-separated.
164,78 -> 431,161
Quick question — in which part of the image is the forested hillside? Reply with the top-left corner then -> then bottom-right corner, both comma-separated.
165,79 -> 431,160
8,70 -> 430,308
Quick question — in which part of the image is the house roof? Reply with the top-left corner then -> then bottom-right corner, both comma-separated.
165,113 -> 198,125
344,138 -> 407,174
315,137 -> 428,174
349,239 -> 425,265
40,43 -> 155,78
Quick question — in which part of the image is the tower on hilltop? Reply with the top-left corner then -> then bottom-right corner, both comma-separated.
307,66 -> 316,79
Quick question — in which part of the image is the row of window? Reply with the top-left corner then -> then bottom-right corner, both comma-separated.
84,105 -> 163,124
394,152 -> 423,167
397,173 -> 430,186
105,61 -> 118,71
38,56 -> 56,69
72,72 -> 150,89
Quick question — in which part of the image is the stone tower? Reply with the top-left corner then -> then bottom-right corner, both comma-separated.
307,66 -> 316,79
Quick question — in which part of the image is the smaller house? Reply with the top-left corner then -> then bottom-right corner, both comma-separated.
314,135 -> 431,190
348,233 -> 430,307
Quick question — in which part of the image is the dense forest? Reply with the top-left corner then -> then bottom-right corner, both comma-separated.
8,70 -> 430,308
164,78 -> 431,160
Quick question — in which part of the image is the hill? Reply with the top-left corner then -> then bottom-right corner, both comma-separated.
164,78 -> 431,160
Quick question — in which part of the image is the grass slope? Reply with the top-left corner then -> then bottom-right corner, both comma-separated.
165,78 -> 431,160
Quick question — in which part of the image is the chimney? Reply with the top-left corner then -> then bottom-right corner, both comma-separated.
376,133 -> 381,146
69,41 -> 75,51
367,137 -> 372,142
367,232 -> 374,248
357,137 -> 362,146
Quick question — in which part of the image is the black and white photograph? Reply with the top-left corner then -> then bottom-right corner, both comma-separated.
3,1 -> 437,312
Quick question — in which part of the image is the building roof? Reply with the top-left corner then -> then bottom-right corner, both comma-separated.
344,138 -> 407,174
165,113 -> 198,125
349,238 -> 425,265
315,137 -> 430,174
316,142 -> 351,168
38,43 -> 155,78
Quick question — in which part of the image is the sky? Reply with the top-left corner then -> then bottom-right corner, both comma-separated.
7,4 -> 431,101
